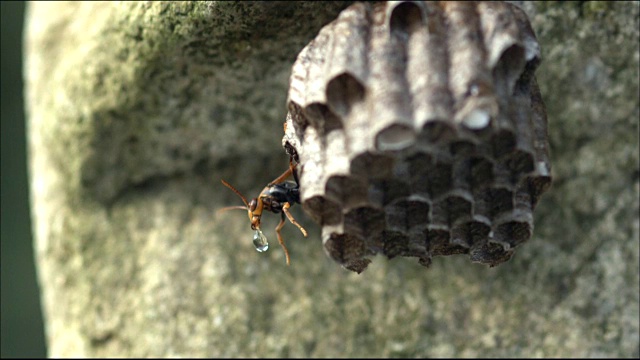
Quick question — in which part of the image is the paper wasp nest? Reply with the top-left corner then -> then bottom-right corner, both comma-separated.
282,1 -> 551,273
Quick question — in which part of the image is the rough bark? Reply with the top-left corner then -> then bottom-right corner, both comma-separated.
25,1 -> 638,357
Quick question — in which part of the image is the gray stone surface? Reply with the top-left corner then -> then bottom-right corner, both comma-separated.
25,1 -> 638,357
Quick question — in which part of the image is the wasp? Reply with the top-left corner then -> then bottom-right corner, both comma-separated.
218,160 -> 308,265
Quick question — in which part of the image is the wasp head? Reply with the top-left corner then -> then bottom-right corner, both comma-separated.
247,198 -> 264,231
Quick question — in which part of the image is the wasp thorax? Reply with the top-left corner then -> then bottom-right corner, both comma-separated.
252,229 -> 269,252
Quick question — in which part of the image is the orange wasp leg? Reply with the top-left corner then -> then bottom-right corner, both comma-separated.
275,202 -> 308,266
268,167 -> 293,187
275,214 -> 291,265
282,202 -> 307,237
268,158 -> 299,187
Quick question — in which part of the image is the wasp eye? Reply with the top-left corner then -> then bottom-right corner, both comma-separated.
249,199 -> 258,211
253,229 -> 269,252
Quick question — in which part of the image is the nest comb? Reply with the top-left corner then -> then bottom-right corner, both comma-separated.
282,1 -> 552,273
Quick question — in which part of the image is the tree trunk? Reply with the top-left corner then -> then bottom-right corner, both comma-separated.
25,1 -> 639,357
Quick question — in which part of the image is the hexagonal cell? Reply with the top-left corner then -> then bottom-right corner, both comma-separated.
431,190 -> 473,226
367,178 -> 411,207
349,152 -> 395,180
384,195 -> 431,232
493,219 -> 532,250
343,205 -> 386,241
469,241 -> 514,266
325,175 -> 368,208
382,230 -> 410,259
451,219 -> 491,249
322,229 -> 369,271
302,195 -> 342,225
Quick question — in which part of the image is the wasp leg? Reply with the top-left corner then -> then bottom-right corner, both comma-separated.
282,202 -> 308,237
275,213 -> 291,265
267,166 -> 293,187
289,158 -> 300,187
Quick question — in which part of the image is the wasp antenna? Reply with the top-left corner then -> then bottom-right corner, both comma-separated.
220,179 -> 250,208
216,205 -> 249,215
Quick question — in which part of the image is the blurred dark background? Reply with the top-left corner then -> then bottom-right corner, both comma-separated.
1,1 -> 48,357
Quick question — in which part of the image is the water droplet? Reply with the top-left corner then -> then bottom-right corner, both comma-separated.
253,230 -> 269,252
